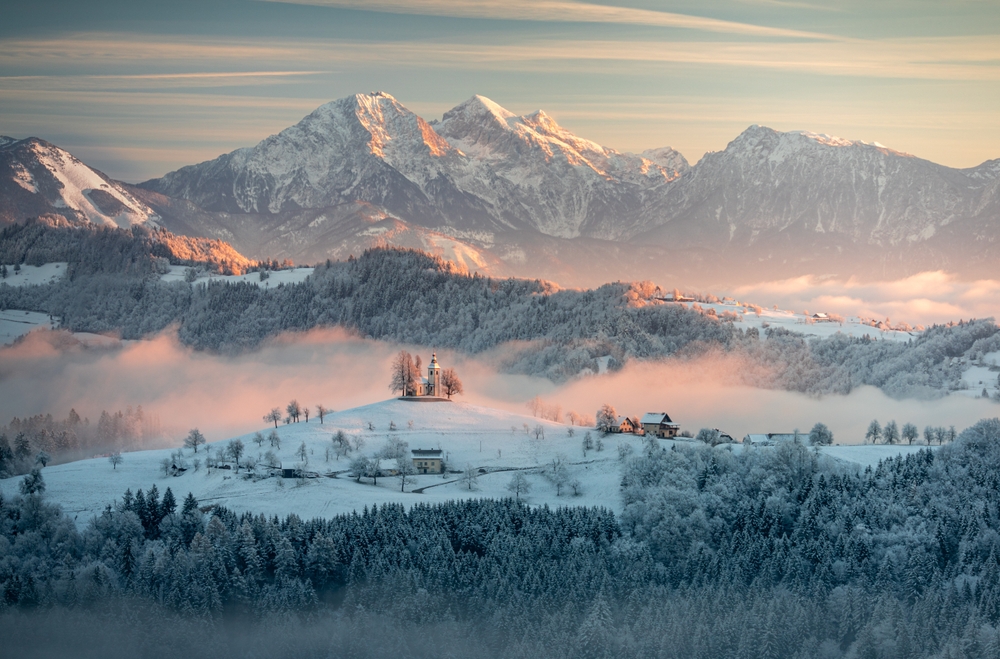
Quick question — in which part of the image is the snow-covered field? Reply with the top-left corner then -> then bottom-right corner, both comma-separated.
159,265 -> 314,288
0,399 -> 938,526
0,309 -> 52,345
0,262 -> 67,287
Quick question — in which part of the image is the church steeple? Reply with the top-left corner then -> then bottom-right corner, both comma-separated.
428,352 -> 441,397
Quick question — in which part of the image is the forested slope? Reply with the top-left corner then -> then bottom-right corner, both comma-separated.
4,419 -> 1000,658
2,224 -> 998,396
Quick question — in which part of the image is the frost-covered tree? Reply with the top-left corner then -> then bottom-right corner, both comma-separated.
263,408 -> 282,429
389,351 -> 418,396
379,437 -> 413,491
865,420 -> 882,444
268,429 -> 281,448
808,423 -> 833,446
108,452 -> 123,470
316,404 -> 329,424
902,423 -> 919,445
460,464 -> 479,490
506,472 -> 531,501
596,404 -> 618,433
884,420 -> 900,445
226,438 -> 245,467
184,428 -> 206,453
19,467 -> 44,495
695,428 -> 721,445
286,400 -> 302,423
440,367 -> 464,399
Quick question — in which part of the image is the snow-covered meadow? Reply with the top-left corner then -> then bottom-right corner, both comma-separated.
0,398 -> 939,526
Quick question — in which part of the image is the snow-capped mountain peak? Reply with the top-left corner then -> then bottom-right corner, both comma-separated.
0,137 -> 158,227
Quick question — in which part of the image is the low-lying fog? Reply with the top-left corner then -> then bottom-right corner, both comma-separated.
1,327 -> 995,450
730,271 -> 1000,327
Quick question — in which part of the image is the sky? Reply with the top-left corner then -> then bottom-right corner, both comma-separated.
1,0 -> 999,182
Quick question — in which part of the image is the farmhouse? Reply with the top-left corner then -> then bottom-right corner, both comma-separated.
608,416 -> 636,433
641,412 -> 680,438
412,448 -> 443,474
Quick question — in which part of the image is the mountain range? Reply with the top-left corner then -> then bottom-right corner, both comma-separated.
3,92 -> 998,286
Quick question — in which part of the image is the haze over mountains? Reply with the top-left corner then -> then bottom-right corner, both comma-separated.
3,92 -> 999,286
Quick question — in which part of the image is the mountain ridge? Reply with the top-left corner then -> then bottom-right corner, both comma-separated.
3,92 -> 998,285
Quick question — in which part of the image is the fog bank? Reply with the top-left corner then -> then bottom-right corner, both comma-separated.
728,271 -> 1000,328
1,327 -> 995,448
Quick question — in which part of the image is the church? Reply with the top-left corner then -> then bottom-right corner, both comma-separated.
405,353 -> 444,399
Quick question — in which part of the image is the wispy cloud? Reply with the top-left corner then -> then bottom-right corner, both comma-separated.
3,33 -> 998,81
262,0 -> 844,40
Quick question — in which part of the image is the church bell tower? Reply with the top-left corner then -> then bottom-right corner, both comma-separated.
428,353 -> 441,397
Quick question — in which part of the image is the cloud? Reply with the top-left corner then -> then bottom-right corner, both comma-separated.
1,328 -> 995,452
262,0 -> 843,40
730,271 -> 1000,326
3,33 -> 999,82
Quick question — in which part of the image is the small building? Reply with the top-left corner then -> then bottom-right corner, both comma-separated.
641,412 -> 680,439
412,448 -> 443,474
609,416 -> 636,433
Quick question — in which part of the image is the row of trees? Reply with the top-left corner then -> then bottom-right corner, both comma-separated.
262,402 -> 332,428
0,406 -> 162,476
865,419 -> 956,445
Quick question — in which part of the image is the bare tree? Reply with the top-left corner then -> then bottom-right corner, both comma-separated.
286,400 -> 302,423
252,432 -> 265,448
268,429 -> 281,448
526,396 -> 543,417
582,432 -> 594,456
109,452 -> 123,470
316,404 -> 329,424
263,408 -> 282,429
440,368 -> 464,399
184,428 -> 206,453
389,351 -> 418,396
506,472 -> 531,501
303,407 -> 310,423
296,441 -> 308,466
460,464 -> 479,490
227,438 -> 245,468
902,423 -> 919,445
533,424 -> 545,440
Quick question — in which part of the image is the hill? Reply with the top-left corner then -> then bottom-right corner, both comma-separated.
0,398 -> 935,524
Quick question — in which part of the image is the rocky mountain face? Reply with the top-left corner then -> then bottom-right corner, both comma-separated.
639,126 -> 999,250
4,93 -> 998,286
141,92 -> 688,241
0,137 -> 158,228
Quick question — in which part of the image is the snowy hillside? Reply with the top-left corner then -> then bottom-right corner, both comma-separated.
0,398 -> 940,525
0,137 -> 159,228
